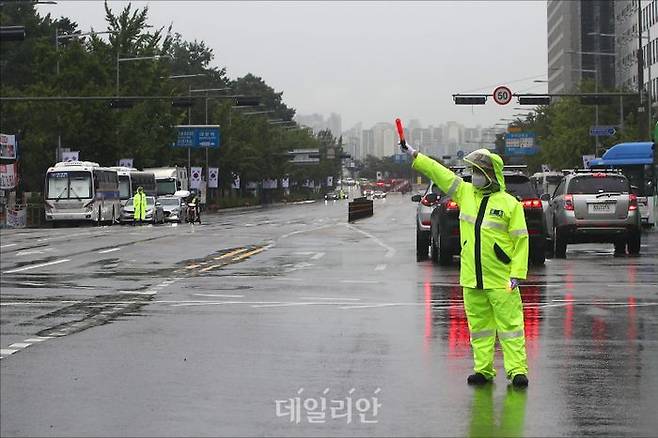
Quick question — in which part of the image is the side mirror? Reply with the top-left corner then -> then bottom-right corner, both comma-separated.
155,201 -> 161,207
540,193 -> 551,202
411,194 -> 422,202
425,193 -> 438,203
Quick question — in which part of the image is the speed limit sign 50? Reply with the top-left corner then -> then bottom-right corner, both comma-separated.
493,86 -> 512,105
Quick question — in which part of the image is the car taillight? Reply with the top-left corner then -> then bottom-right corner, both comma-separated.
421,196 -> 438,207
629,193 -> 638,211
522,198 -> 542,209
564,194 -> 574,211
446,200 -> 459,211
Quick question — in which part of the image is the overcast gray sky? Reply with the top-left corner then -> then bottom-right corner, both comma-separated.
37,1 -> 548,130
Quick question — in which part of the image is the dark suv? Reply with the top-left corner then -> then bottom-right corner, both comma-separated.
429,170 -> 548,266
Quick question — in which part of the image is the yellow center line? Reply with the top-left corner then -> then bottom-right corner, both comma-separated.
199,264 -> 224,273
232,246 -> 266,261
215,247 -> 248,260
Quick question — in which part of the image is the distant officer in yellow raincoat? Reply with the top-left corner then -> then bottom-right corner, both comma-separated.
133,186 -> 147,224
403,145 -> 529,388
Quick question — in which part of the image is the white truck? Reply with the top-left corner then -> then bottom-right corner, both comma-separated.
143,167 -> 189,196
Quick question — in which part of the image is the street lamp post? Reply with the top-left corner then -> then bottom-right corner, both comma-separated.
116,54 -> 171,95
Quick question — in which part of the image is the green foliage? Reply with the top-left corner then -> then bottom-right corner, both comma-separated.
511,81 -> 643,171
1,2 -> 322,195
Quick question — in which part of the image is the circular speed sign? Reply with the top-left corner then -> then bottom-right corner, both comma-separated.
493,86 -> 512,105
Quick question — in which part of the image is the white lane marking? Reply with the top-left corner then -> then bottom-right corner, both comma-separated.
0,349 -> 18,356
20,281 -> 46,286
15,248 -> 54,257
311,252 -> 326,260
300,297 -> 361,301
23,337 -> 52,342
118,290 -> 157,295
8,342 -> 31,349
98,247 -> 121,254
340,280 -> 379,284
251,302 -> 312,308
280,224 -> 334,239
193,293 -> 245,298
375,264 -> 387,271
340,303 -> 404,310
344,223 -> 396,258
293,251 -> 315,256
4,258 -> 71,274
0,243 -> 18,248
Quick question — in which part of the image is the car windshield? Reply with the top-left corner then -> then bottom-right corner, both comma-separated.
146,196 -> 156,206
504,175 -> 537,199
568,175 -> 629,194
46,171 -> 92,199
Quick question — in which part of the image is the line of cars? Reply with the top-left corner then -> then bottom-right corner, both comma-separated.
413,166 -> 642,265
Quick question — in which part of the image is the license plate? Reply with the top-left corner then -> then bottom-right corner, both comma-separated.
588,203 -> 615,213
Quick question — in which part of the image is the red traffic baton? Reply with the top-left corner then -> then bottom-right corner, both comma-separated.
395,118 -> 407,150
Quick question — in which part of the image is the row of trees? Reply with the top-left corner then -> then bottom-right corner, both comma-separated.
505,81 -> 644,171
0,2 -> 342,194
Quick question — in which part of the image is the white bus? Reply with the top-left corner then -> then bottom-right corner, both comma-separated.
143,167 -> 189,196
110,167 -> 157,201
44,161 -> 120,225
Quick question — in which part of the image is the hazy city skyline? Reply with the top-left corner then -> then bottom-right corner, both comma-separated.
37,1 -> 548,129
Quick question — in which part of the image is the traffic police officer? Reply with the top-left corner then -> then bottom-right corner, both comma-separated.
133,186 -> 147,225
403,145 -> 529,388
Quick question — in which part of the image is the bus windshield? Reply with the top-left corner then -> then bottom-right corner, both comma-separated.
156,178 -> 177,196
47,171 -> 92,199
118,175 -> 131,200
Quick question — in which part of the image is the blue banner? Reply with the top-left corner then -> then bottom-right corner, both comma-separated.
173,126 -> 221,149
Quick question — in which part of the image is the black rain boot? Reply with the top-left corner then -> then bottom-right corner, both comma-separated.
467,373 -> 490,385
512,374 -> 529,388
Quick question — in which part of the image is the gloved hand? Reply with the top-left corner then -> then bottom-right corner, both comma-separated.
400,141 -> 417,157
508,278 -> 520,291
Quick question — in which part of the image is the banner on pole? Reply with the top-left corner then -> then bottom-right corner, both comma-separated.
231,172 -> 240,189
190,166 -> 202,190
62,151 -> 79,162
1,134 -> 17,160
327,176 -> 333,187
118,158 -> 133,168
0,162 -> 18,189
582,154 -> 596,169
208,167 -> 219,188
281,177 -> 289,189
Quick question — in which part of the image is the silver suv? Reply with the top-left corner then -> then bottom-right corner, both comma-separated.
544,169 -> 641,258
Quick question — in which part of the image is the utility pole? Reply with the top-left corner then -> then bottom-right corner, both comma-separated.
638,2 -> 647,139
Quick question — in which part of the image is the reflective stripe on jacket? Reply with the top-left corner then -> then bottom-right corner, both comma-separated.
412,153 -> 528,289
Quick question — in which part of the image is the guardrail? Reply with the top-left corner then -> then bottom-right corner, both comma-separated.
348,197 -> 373,222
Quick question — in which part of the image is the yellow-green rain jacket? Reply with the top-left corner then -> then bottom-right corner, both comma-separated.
412,150 -> 528,289
133,192 -> 147,221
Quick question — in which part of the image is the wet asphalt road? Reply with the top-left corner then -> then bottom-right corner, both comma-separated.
1,194 -> 658,437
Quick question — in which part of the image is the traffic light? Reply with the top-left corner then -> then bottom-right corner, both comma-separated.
580,95 -> 612,105
171,97 -> 193,108
109,99 -> 134,109
235,96 -> 261,107
453,96 -> 487,105
0,26 -> 26,42
518,96 -> 551,105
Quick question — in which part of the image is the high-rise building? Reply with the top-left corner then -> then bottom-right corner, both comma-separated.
615,0 -> 658,105
326,113 -> 342,139
372,122 -> 396,158
547,1 -> 616,94
361,129 -> 375,157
